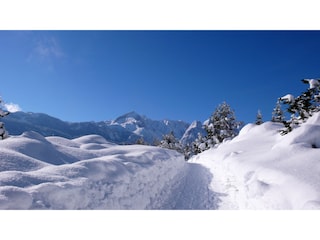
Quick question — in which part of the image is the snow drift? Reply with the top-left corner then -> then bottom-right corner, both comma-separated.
191,112 -> 320,209
0,132 -> 185,209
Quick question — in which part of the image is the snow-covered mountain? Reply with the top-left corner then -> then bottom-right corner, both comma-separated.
110,111 -> 190,144
2,111 -> 191,145
180,120 -> 206,145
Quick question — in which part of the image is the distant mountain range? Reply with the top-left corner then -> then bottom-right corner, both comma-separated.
2,111 -> 204,145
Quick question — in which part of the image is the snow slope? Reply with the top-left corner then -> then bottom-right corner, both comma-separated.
191,112 -> 320,209
0,132 -> 186,209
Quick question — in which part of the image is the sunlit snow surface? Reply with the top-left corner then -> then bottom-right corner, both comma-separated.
0,132 -> 187,209
2,113 -> 320,209
191,112 -> 320,209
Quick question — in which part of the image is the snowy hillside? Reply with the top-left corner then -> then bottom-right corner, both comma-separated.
0,132 -> 185,209
191,112 -> 320,209
2,111 -> 190,145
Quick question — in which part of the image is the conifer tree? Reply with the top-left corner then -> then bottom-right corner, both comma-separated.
159,131 -> 182,153
204,102 -> 243,143
279,78 -> 320,135
192,132 -> 208,154
255,110 -> 263,125
271,99 -> 285,123
191,102 -> 243,153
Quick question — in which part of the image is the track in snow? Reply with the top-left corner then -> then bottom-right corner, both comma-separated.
157,162 -> 220,210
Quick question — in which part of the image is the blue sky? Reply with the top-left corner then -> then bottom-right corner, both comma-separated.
1,30 -> 320,124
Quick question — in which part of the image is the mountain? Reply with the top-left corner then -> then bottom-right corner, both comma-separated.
110,111 -> 190,143
180,120 -> 206,145
2,111 -> 191,145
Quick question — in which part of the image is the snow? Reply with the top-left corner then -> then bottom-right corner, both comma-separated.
158,162 -> 219,209
302,78 -> 320,89
180,120 -> 206,145
190,113 -> 320,209
280,94 -> 295,103
108,111 -> 189,144
2,112 -> 320,209
0,132 -> 186,209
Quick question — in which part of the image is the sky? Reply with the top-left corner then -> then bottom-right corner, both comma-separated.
1,30 -> 320,124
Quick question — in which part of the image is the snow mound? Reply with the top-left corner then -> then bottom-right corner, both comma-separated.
3,131 -> 79,165
73,134 -> 114,145
0,132 -> 185,209
276,113 -> 320,148
191,113 -> 320,209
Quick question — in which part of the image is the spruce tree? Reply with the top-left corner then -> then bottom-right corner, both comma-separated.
271,99 -> 285,123
205,102 -> 243,143
255,110 -> 263,125
159,131 -> 182,153
192,132 -> 209,154
279,78 -> 320,135
200,102 -> 243,150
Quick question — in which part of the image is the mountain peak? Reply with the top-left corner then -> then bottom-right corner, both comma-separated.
113,111 -> 145,124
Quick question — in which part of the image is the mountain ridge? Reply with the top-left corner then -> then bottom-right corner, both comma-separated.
2,111 -> 201,145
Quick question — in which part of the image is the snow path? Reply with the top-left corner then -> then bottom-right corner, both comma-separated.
157,162 -> 220,210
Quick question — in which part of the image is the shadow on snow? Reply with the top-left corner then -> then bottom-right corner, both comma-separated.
158,162 -> 224,210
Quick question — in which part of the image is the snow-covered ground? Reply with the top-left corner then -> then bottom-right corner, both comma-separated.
0,132 -> 187,209
1,113 -> 320,210
191,112 -> 320,209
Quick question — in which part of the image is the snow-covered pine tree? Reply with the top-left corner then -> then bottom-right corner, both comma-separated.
188,102 -> 243,155
279,78 -> 320,135
159,131 -> 182,153
0,98 -> 10,140
182,143 -> 194,160
192,132 -> 208,154
255,110 -> 263,125
271,99 -> 285,123
203,101 -> 243,145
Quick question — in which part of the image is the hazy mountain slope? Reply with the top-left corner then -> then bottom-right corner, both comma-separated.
180,120 -> 206,145
2,111 -> 191,145
110,111 -> 190,143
